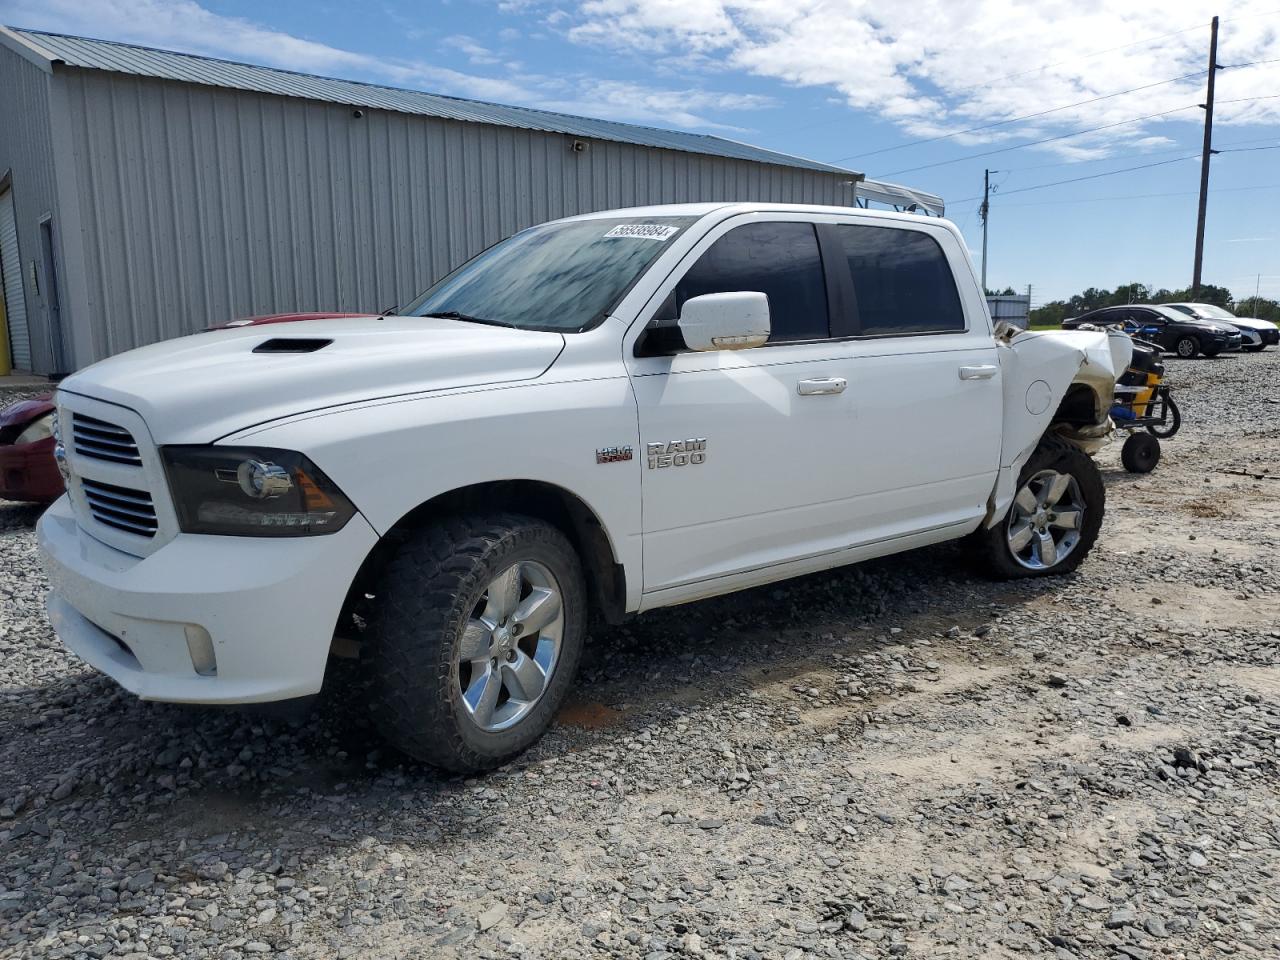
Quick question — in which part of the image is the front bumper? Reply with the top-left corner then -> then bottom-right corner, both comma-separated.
38,495 -> 379,703
0,437 -> 63,503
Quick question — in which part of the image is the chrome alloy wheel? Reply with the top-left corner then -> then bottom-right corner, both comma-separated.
457,560 -> 564,732
1005,469 -> 1086,571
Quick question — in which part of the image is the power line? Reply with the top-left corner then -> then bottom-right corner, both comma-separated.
947,181 -> 1280,209
1221,7 -> 1280,23
1217,93 -> 1280,103
996,134 -> 1280,172
778,20 -> 1210,136
948,148 -> 1280,207
833,70 -> 1207,162
948,154 -> 1201,204
876,94 -> 1279,178
875,104 -> 1200,177
1219,56 -> 1280,68
940,23 -> 1208,96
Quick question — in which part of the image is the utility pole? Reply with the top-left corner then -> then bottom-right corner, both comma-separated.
980,169 -> 992,292
1192,15 -> 1221,297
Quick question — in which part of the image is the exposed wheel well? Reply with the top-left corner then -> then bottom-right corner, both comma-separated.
341,482 -> 627,638
1051,382 -> 1104,428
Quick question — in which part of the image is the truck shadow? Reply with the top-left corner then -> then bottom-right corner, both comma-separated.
2,537 -> 1058,864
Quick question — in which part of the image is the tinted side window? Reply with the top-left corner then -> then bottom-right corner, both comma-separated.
1128,310 -> 1160,326
675,222 -> 829,342
836,225 -> 964,336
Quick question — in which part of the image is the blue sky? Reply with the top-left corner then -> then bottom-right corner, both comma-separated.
4,0 -> 1278,306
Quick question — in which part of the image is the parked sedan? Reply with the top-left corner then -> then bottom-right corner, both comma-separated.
1164,302 -> 1278,352
1063,304 -> 1241,357
0,394 -> 62,503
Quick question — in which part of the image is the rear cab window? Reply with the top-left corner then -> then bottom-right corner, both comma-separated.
834,224 -> 965,337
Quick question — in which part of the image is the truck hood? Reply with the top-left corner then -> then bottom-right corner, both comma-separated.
57,316 -> 566,442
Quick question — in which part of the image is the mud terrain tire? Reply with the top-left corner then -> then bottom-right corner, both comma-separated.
365,514 -> 586,772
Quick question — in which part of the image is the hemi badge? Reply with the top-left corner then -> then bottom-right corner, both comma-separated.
596,445 -> 633,464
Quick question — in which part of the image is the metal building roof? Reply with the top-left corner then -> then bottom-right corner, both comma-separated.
1,26 -> 861,177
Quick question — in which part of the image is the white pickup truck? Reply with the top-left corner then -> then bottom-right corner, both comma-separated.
38,202 -> 1129,771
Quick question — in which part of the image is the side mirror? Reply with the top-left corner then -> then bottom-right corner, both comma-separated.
677,292 -> 770,351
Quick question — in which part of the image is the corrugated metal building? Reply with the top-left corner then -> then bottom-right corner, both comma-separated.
0,27 -> 938,376
985,294 -> 1032,327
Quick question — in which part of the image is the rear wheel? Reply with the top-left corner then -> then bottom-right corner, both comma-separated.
978,440 -> 1105,579
1244,344 -> 1265,353
1121,431 -> 1161,473
1175,336 -> 1200,358
365,514 -> 586,772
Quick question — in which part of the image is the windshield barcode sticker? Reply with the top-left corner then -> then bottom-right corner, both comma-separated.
603,224 -> 680,241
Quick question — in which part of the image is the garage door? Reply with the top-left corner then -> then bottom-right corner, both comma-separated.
0,189 -> 32,370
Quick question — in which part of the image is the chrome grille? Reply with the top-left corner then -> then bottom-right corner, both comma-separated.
72,413 -> 142,465
81,478 -> 158,538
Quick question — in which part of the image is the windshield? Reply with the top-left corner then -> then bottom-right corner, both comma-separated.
1192,304 -> 1236,320
402,216 -> 696,332
1169,303 -> 1235,320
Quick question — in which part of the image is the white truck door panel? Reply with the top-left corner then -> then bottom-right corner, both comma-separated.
631,343 -> 856,591
825,219 -> 1002,541
844,336 -> 1002,541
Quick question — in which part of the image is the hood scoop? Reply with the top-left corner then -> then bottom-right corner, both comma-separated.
253,337 -> 332,354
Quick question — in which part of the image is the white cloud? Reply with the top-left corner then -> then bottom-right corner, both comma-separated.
557,0 -> 1280,166
443,34 -> 502,65
0,0 -> 773,130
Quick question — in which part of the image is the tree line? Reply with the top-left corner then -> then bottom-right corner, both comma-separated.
1025,283 -> 1280,327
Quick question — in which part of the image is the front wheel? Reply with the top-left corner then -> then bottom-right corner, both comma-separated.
1175,336 -> 1200,358
978,440 -> 1105,579
365,514 -> 586,772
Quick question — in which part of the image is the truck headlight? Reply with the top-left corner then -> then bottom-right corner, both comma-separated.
162,446 -> 357,537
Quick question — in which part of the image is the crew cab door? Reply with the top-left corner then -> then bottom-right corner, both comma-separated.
828,220 -> 1003,541
625,217 -> 856,595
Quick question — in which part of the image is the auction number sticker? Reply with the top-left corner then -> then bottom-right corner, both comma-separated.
603,223 -> 681,241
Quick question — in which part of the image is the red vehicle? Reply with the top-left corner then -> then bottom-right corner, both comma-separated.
1,313 -> 366,504
0,393 -> 60,503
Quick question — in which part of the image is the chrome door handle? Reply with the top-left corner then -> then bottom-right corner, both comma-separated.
958,364 -> 998,380
797,377 -> 847,396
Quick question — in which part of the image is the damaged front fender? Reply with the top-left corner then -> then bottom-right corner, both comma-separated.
983,327 -> 1131,528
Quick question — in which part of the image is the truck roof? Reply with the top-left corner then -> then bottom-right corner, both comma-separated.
557,202 -> 957,228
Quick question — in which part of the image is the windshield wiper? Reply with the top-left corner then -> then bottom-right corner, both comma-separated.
423,310 -> 519,329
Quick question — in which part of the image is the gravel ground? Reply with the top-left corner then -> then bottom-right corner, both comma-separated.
2,351 -> 1279,959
